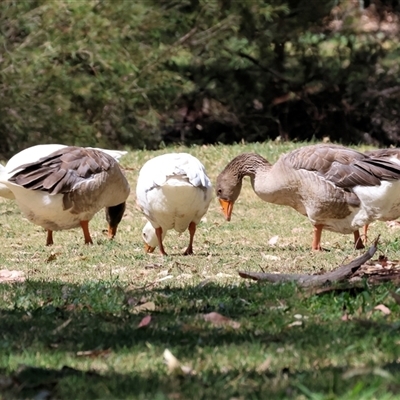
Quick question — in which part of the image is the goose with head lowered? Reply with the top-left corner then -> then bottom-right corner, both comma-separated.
216,144 -> 400,251
0,146 -> 130,245
136,153 -> 213,256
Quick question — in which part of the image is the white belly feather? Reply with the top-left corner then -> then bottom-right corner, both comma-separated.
354,180 -> 400,222
143,177 -> 212,233
6,183 -> 96,231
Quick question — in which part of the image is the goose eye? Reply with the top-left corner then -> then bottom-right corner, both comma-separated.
217,189 -> 222,195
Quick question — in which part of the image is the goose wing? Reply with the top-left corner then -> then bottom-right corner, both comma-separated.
283,144 -> 400,188
365,148 -> 400,159
9,146 -> 115,195
168,153 -> 211,188
140,153 -> 211,190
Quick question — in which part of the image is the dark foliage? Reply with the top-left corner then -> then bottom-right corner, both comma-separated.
1,0 -> 400,157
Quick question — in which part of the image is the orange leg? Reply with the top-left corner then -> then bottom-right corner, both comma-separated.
46,230 -> 54,246
156,227 -> 167,256
353,230 -> 365,249
183,222 -> 196,255
363,224 -> 369,245
312,224 -> 324,251
80,220 -> 93,244
108,225 -> 117,239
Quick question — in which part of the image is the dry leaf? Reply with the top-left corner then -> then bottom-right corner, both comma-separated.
343,366 -> 393,380
261,253 -> 281,261
133,301 -> 156,314
287,320 -> 302,328
0,269 -> 25,283
163,349 -> 195,376
76,349 -> 112,358
202,312 -> 241,329
268,235 -> 279,246
70,255 -> 88,262
111,267 -> 126,274
157,275 -> 174,282
374,304 -> 391,315
181,365 -> 195,375
163,349 -> 182,373
176,273 -> 193,280
215,272 -> 233,278
138,315 -> 152,328
257,357 -> 271,373
46,253 -> 59,263
341,313 -> 350,321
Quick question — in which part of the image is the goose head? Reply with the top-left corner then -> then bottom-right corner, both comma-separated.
141,221 -> 167,253
216,155 -> 254,221
105,202 -> 127,238
216,176 -> 242,221
216,153 -> 269,221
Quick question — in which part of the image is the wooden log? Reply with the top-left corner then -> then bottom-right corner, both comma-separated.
238,238 -> 379,288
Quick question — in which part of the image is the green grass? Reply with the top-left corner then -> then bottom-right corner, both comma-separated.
1,141 -> 400,399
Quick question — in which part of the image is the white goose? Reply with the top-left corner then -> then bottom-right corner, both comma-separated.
136,153 -> 213,255
0,144 -> 127,200
0,146 -> 130,245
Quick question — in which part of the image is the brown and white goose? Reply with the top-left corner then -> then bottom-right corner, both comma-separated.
216,144 -> 400,251
0,146 -> 130,245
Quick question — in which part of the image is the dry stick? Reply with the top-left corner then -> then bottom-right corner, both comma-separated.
238,237 -> 379,288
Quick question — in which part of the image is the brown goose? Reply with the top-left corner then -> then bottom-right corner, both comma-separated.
0,146 -> 130,245
216,144 -> 400,250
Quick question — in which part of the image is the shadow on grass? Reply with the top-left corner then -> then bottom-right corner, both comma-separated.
1,280 -> 400,399
3,362 -> 400,400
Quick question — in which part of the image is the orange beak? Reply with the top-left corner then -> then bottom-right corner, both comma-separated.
108,225 -> 117,239
218,199 -> 233,221
144,243 -> 156,253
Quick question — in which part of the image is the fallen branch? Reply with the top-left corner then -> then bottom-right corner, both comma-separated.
238,237 -> 379,288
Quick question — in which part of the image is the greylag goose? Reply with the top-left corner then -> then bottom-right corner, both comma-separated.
216,144 -> 400,250
136,153 -> 213,255
0,146 -> 130,245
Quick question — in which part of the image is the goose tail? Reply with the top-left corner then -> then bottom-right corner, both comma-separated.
0,164 -> 15,199
92,148 -> 128,161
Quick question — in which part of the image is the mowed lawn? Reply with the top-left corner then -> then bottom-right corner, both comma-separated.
1,141 -> 400,400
